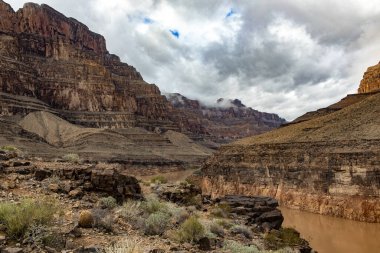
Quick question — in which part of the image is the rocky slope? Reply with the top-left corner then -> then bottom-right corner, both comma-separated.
200,78 -> 380,222
166,93 -> 286,145
0,0 -> 284,146
0,111 -> 212,167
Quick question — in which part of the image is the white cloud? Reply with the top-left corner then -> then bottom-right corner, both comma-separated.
6,0 -> 380,120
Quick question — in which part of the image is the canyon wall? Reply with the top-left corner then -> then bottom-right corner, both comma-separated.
0,1 -> 174,129
200,90 -> 380,222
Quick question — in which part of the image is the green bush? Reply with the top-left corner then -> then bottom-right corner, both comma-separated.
62,153 -> 80,163
150,175 -> 168,184
0,198 -> 58,239
120,201 -> 142,223
223,240 -> 260,253
215,219 -> 233,229
211,203 -> 231,218
141,196 -> 169,215
144,212 -> 171,235
100,196 -> 118,209
209,221 -> 225,237
174,216 -> 205,243
264,227 -> 305,250
0,145 -> 18,152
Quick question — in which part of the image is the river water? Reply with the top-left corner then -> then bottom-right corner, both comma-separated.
280,207 -> 380,253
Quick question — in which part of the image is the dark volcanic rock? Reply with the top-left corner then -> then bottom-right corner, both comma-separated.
217,195 -> 283,230
91,166 -> 142,201
155,183 -> 202,205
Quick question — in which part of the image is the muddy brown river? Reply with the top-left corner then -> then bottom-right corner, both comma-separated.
281,207 -> 380,253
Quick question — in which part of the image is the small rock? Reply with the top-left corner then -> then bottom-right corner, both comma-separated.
149,249 -> 165,253
2,247 -> 24,253
0,234 -> 6,243
7,181 -> 16,189
198,237 -> 212,251
78,210 -> 93,228
34,169 -> 52,181
69,189 -> 83,199
48,183 -> 59,192
60,181 -> 72,193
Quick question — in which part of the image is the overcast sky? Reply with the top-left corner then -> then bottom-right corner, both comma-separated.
8,0 -> 380,120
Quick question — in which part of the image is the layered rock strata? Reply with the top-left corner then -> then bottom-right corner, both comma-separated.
0,1 -> 173,129
200,91 -> 380,222
166,93 -> 286,145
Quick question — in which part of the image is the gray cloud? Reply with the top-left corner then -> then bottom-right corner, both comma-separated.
8,0 -> 380,120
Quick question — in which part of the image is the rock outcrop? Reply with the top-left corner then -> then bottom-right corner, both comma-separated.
200,80 -> 380,222
166,93 -> 286,145
358,61 -> 380,93
217,195 -> 284,231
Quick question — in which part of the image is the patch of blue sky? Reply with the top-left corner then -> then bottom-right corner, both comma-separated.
169,29 -> 180,38
225,8 -> 235,18
143,17 -> 154,24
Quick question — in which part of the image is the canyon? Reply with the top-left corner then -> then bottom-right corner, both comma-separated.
200,70 -> 380,222
0,0 -> 284,167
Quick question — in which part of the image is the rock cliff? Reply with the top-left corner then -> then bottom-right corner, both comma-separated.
0,1 -> 174,129
200,78 -> 380,222
358,61 -> 380,93
166,93 -> 286,145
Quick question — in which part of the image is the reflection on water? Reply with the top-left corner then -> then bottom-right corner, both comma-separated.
281,207 -> 380,253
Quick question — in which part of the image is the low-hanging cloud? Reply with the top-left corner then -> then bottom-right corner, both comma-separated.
9,0 -> 380,120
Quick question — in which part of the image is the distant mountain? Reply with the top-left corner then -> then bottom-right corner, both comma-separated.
166,93 -> 286,146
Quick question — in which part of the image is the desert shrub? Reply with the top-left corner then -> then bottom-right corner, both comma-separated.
264,227 -> 304,250
23,224 -> 66,250
174,216 -> 205,243
211,203 -> 231,218
0,145 -> 18,151
100,196 -> 118,209
150,175 -> 168,184
104,238 -> 143,253
210,221 -> 225,237
120,201 -> 142,221
144,212 -> 171,235
184,195 -> 202,208
62,153 -> 80,163
0,198 -> 58,239
223,240 -> 260,253
92,208 -> 114,232
141,196 -> 169,215
168,204 -> 189,225
215,219 -> 233,229
230,225 -> 253,239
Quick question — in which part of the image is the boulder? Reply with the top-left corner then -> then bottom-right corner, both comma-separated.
217,195 -> 283,231
155,183 -> 201,205
91,166 -> 141,201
